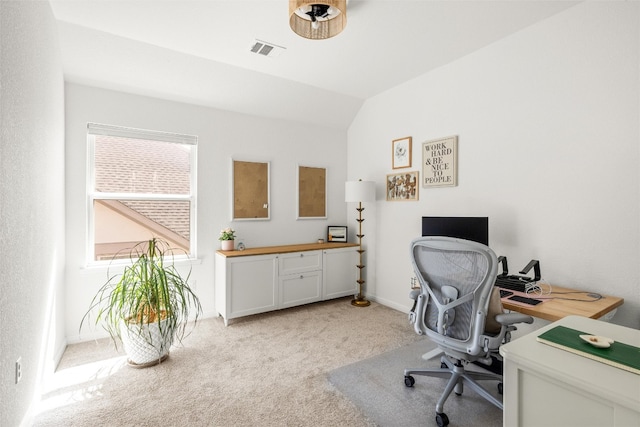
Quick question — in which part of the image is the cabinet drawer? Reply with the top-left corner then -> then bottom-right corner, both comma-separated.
278,250 -> 322,275
279,271 -> 322,308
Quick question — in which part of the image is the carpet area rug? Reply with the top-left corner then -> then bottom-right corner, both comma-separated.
327,340 -> 503,427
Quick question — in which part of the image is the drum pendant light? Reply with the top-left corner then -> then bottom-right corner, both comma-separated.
289,1 -> 347,40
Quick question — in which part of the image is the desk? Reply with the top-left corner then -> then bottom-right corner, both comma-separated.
499,285 -> 623,322
421,285 -> 623,362
500,315 -> 640,427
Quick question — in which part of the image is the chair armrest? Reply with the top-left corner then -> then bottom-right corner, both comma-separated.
494,312 -> 533,326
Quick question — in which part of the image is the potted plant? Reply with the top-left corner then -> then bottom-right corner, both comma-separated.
219,227 -> 236,251
81,238 -> 202,367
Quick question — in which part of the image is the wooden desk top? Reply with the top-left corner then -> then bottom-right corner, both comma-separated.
500,285 -> 624,322
216,242 -> 359,258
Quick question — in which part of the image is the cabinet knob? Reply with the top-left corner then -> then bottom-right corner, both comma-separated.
300,253 -> 304,257
300,275 -> 304,279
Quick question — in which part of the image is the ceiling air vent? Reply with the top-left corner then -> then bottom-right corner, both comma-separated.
250,39 -> 285,58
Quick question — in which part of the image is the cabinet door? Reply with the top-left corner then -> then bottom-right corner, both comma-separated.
228,255 -> 277,318
323,247 -> 358,299
279,270 -> 322,308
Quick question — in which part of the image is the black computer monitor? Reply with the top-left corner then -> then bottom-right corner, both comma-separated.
421,216 -> 489,246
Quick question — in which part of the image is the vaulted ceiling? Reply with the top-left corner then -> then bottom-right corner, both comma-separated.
50,1 -> 578,129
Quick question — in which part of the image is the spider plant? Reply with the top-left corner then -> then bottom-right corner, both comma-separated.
81,238 -> 202,365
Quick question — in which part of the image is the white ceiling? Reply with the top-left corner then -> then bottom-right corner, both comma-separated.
49,0 -> 579,129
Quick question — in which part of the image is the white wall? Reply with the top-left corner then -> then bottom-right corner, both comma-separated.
348,1 -> 640,329
0,2 -> 66,426
65,83 -> 348,342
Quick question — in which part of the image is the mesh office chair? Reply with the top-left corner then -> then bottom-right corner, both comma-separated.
404,237 -> 533,427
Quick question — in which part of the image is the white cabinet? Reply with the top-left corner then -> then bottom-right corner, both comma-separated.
323,246 -> 357,299
215,243 -> 358,325
500,315 -> 640,427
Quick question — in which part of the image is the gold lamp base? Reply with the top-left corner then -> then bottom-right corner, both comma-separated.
345,180 -> 375,309
351,297 -> 370,307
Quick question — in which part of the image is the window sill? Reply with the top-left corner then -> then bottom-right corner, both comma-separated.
82,256 -> 202,271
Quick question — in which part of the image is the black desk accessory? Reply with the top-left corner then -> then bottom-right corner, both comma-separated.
498,255 -> 508,276
519,259 -> 541,281
508,295 -> 542,306
494,258 -> 542,293
499,289 -> 514,298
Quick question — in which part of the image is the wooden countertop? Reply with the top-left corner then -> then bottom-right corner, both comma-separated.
500,285 -> 624,322
216,242 -> 359,258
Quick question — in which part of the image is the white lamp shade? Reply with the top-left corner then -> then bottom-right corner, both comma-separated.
345,180 -> 375,203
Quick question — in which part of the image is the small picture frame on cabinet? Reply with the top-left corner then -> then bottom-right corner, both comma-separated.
327,226 -> 348,243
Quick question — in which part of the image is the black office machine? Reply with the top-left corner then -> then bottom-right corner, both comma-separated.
494,258 -> 541,293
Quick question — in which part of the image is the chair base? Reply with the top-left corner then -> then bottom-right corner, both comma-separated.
473,355 -> 503,375
404,355 -> 503,425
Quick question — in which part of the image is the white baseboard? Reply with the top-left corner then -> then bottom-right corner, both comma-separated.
371,295 -> 411,314
20,404 -> 37,427
69,311 -> 221,345
20,338 -> 68,427
52,339 -> 67,368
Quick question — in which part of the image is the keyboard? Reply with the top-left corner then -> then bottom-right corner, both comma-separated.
494,275 -> 533,293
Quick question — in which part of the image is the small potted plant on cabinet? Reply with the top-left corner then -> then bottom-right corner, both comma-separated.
81,238 -> 202,367
219,227 -> 236,251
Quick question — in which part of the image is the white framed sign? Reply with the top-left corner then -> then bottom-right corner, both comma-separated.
422,136 -> 458,188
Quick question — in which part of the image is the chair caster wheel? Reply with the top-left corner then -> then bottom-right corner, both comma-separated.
498,382 -> 503,395
436,412 -> 449,427
404,375 -> 415,387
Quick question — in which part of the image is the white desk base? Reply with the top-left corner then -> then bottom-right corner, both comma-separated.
500,315 -> 640,427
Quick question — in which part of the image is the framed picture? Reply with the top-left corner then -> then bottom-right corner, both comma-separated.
422,135 -> 458,188
392,136 -> 412,169
386,171 -> 419,201
327,226 -> 348,242
297,164 -> 327,219
232,159 -> 270,220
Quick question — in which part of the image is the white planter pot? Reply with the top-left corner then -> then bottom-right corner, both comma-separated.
221,240 -> 234,251
120,318 -> 174,367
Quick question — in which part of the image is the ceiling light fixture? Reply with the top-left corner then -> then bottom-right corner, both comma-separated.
289,1 -> 347,40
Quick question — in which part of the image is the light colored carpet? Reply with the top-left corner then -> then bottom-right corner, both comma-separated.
33,298 -> 502,426
328,341 -> 503,427
33,298 -> 423,426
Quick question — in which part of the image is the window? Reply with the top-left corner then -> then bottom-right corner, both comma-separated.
87,123 -> 197,262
